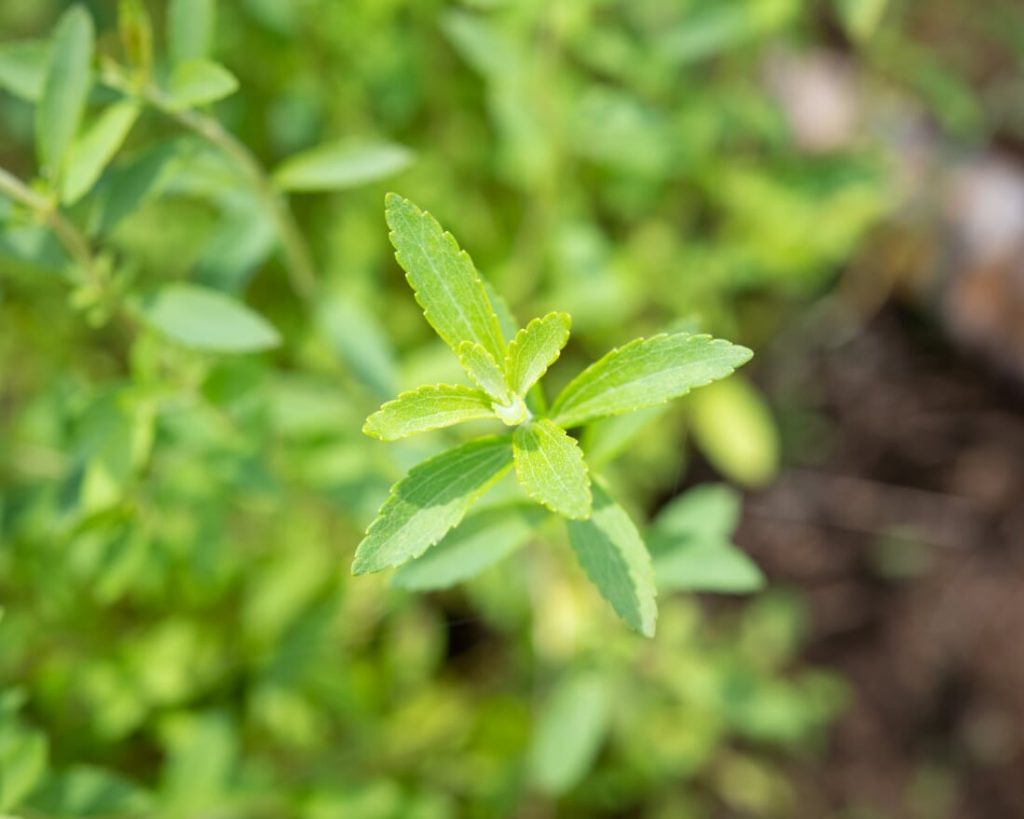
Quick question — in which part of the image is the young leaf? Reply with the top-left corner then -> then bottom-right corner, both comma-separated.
61,101 -> 141,205
566,483 -> 657,636
457,341 -> 509,402
167,0 -> 215,65
392,504 -> 542,590
138,283 -> 280,353
647,484 -> 763,593
529,673 -> 612,796
166,59 -> 238,110
272,141 -> 413,192
363,384 -> 495,441
36,5 -> 94,177
119,0 -> 154,76
0,40 -> 50,102
653,543 -> 764,593
385,193 -> 506,362
550,333 -> 753,429
513,419 -> 591,520
505,311 -> 571,396
352,436 -> 514,574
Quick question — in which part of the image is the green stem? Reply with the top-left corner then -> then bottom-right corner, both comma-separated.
0,165 -> 99,282
122,78 -> 318,302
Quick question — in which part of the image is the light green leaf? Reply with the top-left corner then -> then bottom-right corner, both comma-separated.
167,0 -> 215,65
689,376 -> 780,488
166,58 -> 238,110
352,436 -> 514,574
834,0 -> 888,42
551,332 -> 753,429
566,483 -> 657,636
385,193 -> 506,362
28,765 -> 151,817
118,0 -> 153,76
392,504 -> 542,590
505,311 -> 571,396
363,384 -> 495,441
513,419 -> 591,519
317,295 -> 398,401
457,341 -> 509,402
60,101 -> 140,205
138,283 -> 280,353
648,484 -> 764,593
273,142 -> 413,192
529,673 -> 612,795
0,731 -> 47,811
649,483 -> 740,547
36,5 -> 94,177
0,40 -> 50,102
653,542 -> 764,593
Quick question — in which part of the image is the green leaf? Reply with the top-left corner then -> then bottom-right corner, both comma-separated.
392,504 -> 542,590
0,731 -> 47,811
166,58 -> 238,110
317,295 -> 398,401
0,40 -> 50,102
834,0 -> 888,42
352,436 -> 514,574
385,193 -> 506,362
28,765 -> 151,817
60,101 -> 141,205
167,0 -> 215,65
648,484 -> 740,548
529,673 -> 612,795
648,484 -> 764,593
363,384 -> 495,441
513,419 -> 591,520
138,283 -> 280,353
505,311 -> 571,396
551,332 -> 753,429
36,5 -> 94,177
689,376 -> 780,488
566,483 -> 657,636
653,543 -> 764,593
119,0 -> 153,76
272,141 -> 413,192
457,342 -> 509,402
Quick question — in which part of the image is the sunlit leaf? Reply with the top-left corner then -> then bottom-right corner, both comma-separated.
61,101 -> 141,205
352,436 -> 514,574
272,142 -> 413,192
363,384 -> 495,441
166,59 -> 238,110
138,283 -> 280,353
505,311 -> 571,396
384,193 -> 506,362
566,482 -> 657,636
551,333 -> 753,429
457,341 -> 509,403
36,5 -> 94,177
167,0 -> 215,65
0,40 -> 50,102
392,504 -> 541,590
529,673 -> 611,795
513,419 -> 591,519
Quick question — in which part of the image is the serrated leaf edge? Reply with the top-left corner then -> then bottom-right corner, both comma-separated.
505,311 -> 572,397
362,383 -> 495,441
550,333 -> 754,428
513,420 -> 592,520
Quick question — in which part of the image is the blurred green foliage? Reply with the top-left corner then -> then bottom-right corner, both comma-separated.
4,0 -> 984,814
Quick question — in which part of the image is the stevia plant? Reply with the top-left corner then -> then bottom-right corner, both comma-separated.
353,194 -> 754,636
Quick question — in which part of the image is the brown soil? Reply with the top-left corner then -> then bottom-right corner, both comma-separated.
739,309 -> 1024,819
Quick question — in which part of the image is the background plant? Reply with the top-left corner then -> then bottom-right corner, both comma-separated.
6,0 -> 989,816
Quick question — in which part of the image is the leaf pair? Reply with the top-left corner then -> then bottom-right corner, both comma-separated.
353,195 -> 755,637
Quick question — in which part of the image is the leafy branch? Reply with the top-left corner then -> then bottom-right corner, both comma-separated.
353,194 -> 755,637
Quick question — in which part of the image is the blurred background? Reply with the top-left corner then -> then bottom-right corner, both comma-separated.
2,0 -> 1024,817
